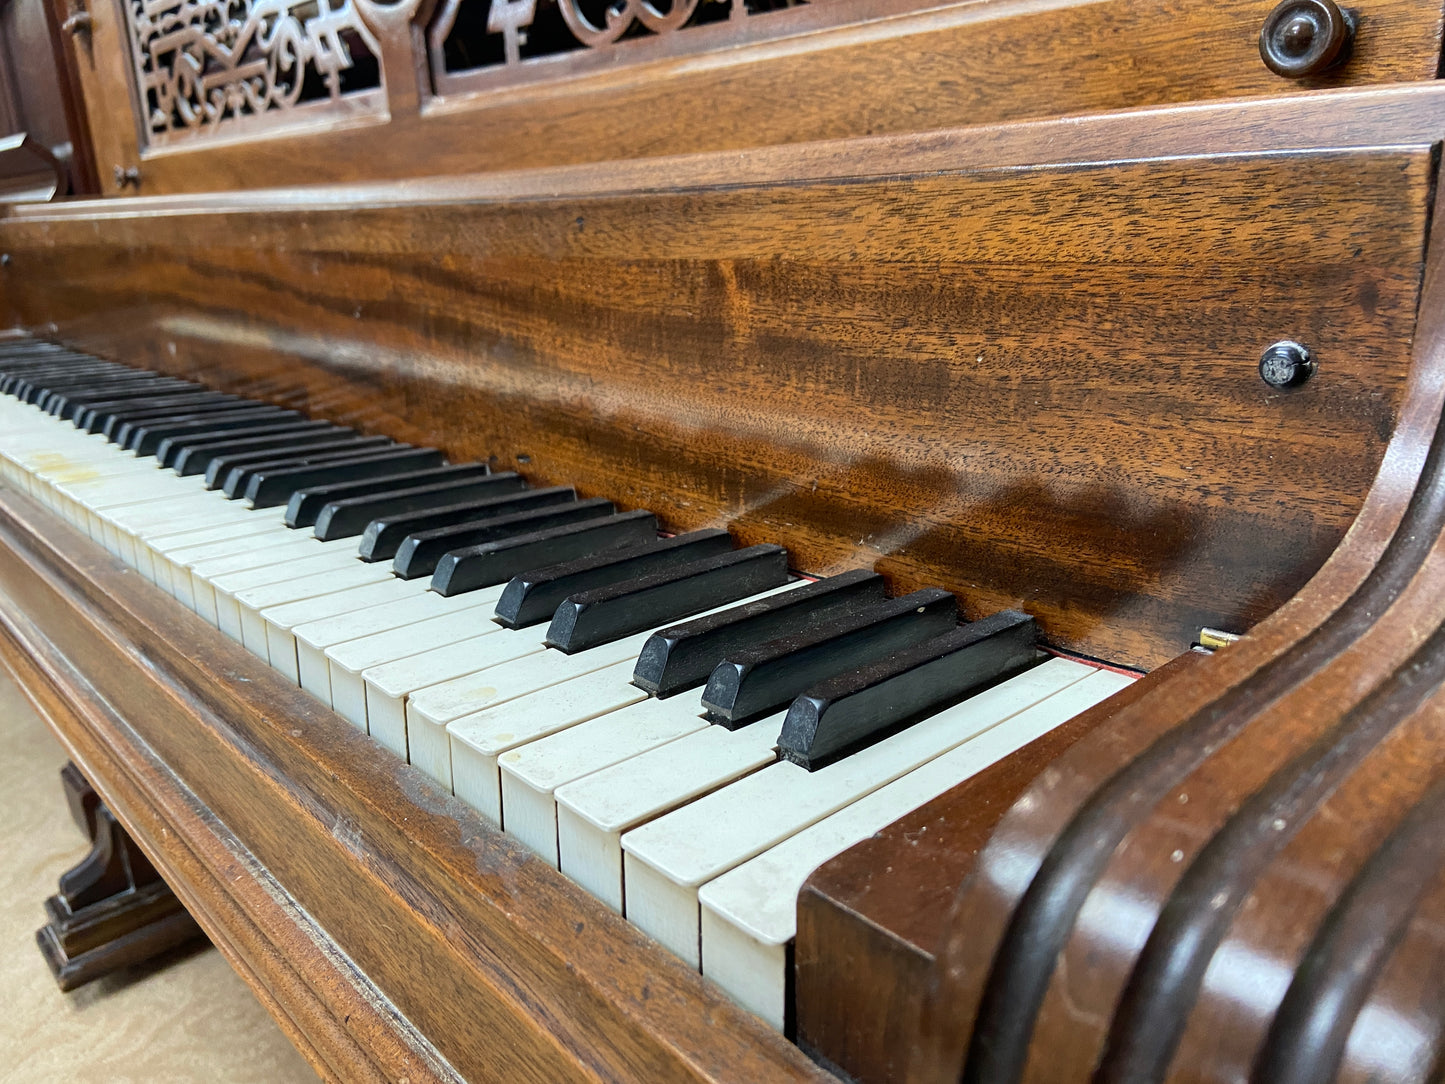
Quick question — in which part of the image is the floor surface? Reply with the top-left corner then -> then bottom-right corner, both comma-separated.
0,666 -> 318,1083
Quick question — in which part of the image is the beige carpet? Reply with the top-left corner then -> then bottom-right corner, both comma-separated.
0,669 -> 318,1083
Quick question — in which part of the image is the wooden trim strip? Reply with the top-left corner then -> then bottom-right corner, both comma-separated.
0,584 -> 456,1084
11,83 -> 1445,222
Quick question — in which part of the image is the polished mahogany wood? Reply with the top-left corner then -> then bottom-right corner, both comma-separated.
0,476 -> 825,1082
49,0 -> 1445,196
3,93 -> 1442,669
855,137 -> 1445,1084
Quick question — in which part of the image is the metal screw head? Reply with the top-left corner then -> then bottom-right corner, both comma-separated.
1259,340 -> 1315,389
1,254 -> 11,268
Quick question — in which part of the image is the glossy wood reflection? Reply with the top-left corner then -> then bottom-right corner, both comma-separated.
2,119 -> 1437,668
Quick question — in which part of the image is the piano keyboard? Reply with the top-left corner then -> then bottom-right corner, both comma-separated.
0,338 -> 1134,1032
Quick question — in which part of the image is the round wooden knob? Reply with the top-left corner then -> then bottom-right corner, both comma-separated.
1260,0 -> 1354,77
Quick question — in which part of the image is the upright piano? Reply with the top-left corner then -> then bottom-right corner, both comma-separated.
1,0 -> 1444,1079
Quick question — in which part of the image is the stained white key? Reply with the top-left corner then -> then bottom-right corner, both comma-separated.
620,657 -> 1097,967
360,628 -> 547,753
321,592 -> 504,728
406,630 -> 653,776
496,696 -> 722,865
229,562 -> 394,654
555,717 -> 780,913
261,576 -> 428,683
696,668 -> 1135,1026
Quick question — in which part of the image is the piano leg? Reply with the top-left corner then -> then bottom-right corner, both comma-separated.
35,763 -> 206,991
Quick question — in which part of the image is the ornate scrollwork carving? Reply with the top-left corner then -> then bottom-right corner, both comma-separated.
428,0 -> 810,95
125,0 -> 385,143
556,0 -> 704,48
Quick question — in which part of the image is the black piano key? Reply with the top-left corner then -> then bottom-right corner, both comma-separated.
493,529 -> 735,630
4,359 -> 104,387
54,384 -> 199,421
21,365 -> 152,396
631,568 -> 887,698
94,394 -> 245,437
302,466 -> 507,535
431,511 -> 659,597
393,498 -> 619,579
44,371 -> 190,402
777,610 -> 1039,770
22,370 -> 142,404
700,588 -> 959,729
395,500 -> 621,581
300,466 -> 517,532
124,407 -> 300,455
356,486 -> 577,561
14,360 -> 119,385
207,436 -> 394,490
243,447 -> 445,508
74,390 -> 220,431
161,420 -> 344,471
297,468 -> 514,534
45,376 -> 193,415
546,544 -> 791,655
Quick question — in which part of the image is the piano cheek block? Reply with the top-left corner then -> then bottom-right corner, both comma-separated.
778,610 -> 1039,770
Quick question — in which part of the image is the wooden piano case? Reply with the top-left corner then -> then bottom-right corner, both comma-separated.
6,0 -> 1445,1080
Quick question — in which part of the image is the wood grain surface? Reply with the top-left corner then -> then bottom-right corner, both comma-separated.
1,110 -> 1436,667
858,132 -> 1445,1084
51,0 -> 1445,195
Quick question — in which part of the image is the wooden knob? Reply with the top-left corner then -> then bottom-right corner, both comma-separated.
1260,0 -> 1354,77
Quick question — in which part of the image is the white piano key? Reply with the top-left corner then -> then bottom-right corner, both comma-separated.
55,472 -> 209,511
555,717 -> 780,913
143,512 -> 292,595
620,657 -> 1097,967
360,629 -> 547,753
442,660 -> 646,803
322,595 -> 503,726
294,589 -> 497,703
229,562 -> 395,655
406,629 -> 652,770
496,696 -> 714,865
196,542 -> 348,625
551,722 -> 780,919
696,667 -> 1135,1027
262,577 -> 427,683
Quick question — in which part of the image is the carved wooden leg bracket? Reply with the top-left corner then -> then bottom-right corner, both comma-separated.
36,763 -> 205,991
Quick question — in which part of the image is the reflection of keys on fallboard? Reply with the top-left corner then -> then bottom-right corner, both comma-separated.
0,337 -> 1134,1032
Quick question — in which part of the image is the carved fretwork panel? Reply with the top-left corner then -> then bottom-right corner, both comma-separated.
123,0 -> 386,147
426,0 -> 935,97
